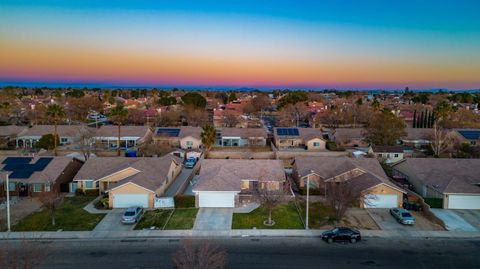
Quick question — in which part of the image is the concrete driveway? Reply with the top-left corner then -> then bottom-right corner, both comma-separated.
452,210 -> 480,230
367,209 -> 443,231
193,208 -> 233,231
93,209 -> 136,231
431,209 -> 477,232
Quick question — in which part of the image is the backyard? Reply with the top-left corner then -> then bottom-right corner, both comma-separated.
13,195 -> 105,231
232,203 -> 304,229
135,208 -> 199,230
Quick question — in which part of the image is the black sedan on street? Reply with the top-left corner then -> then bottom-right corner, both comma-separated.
321,227 -> 361,243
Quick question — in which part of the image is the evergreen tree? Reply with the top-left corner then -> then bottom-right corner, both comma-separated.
423,110 -> 428,128
419,110 -> 424,128
412,110 -> 417,128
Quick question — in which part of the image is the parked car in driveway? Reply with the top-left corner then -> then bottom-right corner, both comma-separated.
390,208 -> 415,225
121,207 -> 143,224
321,227 -> 361,243
185,157 -> 197,169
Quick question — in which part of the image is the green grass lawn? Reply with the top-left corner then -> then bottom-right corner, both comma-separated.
232,203 -> 304,229
135,209 -> 173,230
13,195 -> 105,231
298,201 -> 335,229
164,208 -> 199,229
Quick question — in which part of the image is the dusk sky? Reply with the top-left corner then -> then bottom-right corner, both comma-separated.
1,1 -> 480,89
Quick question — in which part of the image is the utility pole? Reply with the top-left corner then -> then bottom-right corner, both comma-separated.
306,176 -> 310,230
5,171 -> 11,232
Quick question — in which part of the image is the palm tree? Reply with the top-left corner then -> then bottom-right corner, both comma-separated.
200,124 -> 216,157
109,103 -> 128,156
371,98 -> 381,111
46,104 -> 65,156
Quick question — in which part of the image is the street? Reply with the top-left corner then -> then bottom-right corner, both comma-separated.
2,237 -> 479,269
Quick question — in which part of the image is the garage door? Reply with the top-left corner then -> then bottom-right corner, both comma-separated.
448,195 -> 480,209
364,194 -> 398,208
112,194 -> 149,208
198,192 -> 235,208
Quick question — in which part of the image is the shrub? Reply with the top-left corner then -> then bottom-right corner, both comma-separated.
174,195 -> 196,208
299,188 -> 324,196
75,189 -> 99,197
424,198 -> 443,208
326,141 -> 337,151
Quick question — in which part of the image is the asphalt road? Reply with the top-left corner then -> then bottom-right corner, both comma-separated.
2,237 -> 479,269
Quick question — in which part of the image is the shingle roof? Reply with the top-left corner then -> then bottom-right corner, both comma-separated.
372,145 -> 404,153
193,159 -> 285,192
273,127 -> 325,141
0,156 -> 76,184
0,125 -> 28,137
179,126 -> 202,139
94,125 -> 151,138
19,125 -> 85,137
397,158 -> 480,194
218,128 -> 267,138
74,155 -> 182,192
403,128 -> 433,141
332,128 -> 365,140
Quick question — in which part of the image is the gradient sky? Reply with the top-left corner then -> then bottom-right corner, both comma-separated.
1,1 -> 480,89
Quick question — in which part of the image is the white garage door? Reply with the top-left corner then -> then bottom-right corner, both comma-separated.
112,194 -> 149,208
448,195 -> 480,209
364,194 -> 398,208
198,192 -> 235,208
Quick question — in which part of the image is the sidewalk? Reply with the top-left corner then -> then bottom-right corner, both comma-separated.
1,229 -> 479,240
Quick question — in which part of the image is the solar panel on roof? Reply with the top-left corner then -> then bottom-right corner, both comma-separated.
458,130 -> 480,140
276,128 -> 299,136
156,128 -> 181,137
2,157 -> 53,179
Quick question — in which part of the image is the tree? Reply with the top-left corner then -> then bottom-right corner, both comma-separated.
76,126 -> 96,160
36,134 -> 58,150
172,240 -> 227,269
46,104 -> 65,156
201,124 -> 216,154
67,96 -> 103,121
364,111 -> 406,146
278,103 -> 308,127
251,94 -> 271,112
429,120 -> 452,157
158,92 -> 177,106
181,92 -> 206,109
155,110 -> 181,127
326,181 -> 367,224
223,111 -> 239,127
126,109 -> 147,125
65,89 -> 85,98
38,185 -> 64,226
183,105 -> 208,127
109,103 -> 128,156
138,139 -> 173,157
277,91 -> 308,108
412,110 -> 417,128
227,92 -> 237,103
371,98 -> 381,111
254,176 -> 287,226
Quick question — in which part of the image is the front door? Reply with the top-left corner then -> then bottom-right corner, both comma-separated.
19,183 -> 28,196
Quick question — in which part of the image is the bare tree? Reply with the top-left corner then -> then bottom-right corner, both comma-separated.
254,173 -> 288,226
76,126 -> 96,160
155,110 -> 181,126
278,103 -> 308,127
183,105 -> 209,127
325,181 -> 367,224
138,140 -> 174,157
38,186 -> 64,226
172,240 -> 227,269
429,120 -> 453,157
223,111 -> 239,127
0,239 -> 49,269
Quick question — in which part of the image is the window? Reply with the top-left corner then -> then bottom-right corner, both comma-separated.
5,182 -> 16,191
44,183 -> 51,192
33,183 -> 43,192
60,137 -> 68,143
313,142 -> 320,147
377,154 -> 382,157
84,180 -> 94,189
394,153 -> 399,158
186,141 -> 193,146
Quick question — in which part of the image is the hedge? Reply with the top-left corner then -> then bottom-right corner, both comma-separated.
326,141 -> 337,151
174,195 -> 196,208
424,198 -> 443,208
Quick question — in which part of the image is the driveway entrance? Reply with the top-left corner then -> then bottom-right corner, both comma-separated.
93,209 -> 136,231
193,208 -> 233,231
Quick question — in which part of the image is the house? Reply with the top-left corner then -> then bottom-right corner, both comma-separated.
392,158 -> 480,209
273,127 -> 327,150
73,155 -> 183,208
399,128 -> 432,148
153,126 -> 202,150
93,125 -> 153,151
292,156 -> 406,208
215,128 -> 267,147
329,128 -> 368,148
0,156 -> 83,197
193,159 -> 286,208
0,125 -> 27,149
369,145 -> 404,164
452,129 -> 480,146
16,125 -> 84,149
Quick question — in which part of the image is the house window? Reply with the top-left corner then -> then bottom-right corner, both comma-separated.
186,141 -> 193,146
33,183 -> 43,192
394,153 -> 399,158
84,180 -> 94,189
241,180 -> 249,190
5,182 -> 16,191
313,142 -> 320,147
377,154 -> 382,158
60,137 -> 69,143
44,183 -> 51,192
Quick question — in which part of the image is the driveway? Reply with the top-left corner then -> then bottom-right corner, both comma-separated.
431,209 -> 477,232
193,208 -> 233,231
452,210 -> 480,230
367,209 -> 443,231
93,209 -> 136,231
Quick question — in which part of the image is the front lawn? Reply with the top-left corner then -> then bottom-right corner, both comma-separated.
135,209 -> 173,230
232,203 -> 304,229
13,195 -> 105,231
298,201 -> 336,229
164,208 -> 199,229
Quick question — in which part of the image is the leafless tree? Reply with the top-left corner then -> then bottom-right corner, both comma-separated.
183,105 -> 209,127
325,181 -> 368,224
138,140 -> 174,157
0,239 -> 49,269
223,111 -> 239,127
38,186 -> 64,226
155,110 -> 181,127
278,103 -> 308,127
254,172 -> 288,226
172,240 -> 227,269
76,126 -> 96,160
429,120 -> 453,157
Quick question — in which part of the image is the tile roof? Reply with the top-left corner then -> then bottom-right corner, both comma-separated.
396,158 -> 480,194
193,159 -> 285,192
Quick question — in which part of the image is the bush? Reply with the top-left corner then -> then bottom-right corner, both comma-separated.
326,141 -> 337,151
75,189 -> 99,197
299,188 -> 324,196
174,195 -> 196,208
424,198 -> 443,208
95,197 -> 109,209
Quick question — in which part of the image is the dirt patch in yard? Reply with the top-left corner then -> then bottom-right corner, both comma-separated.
340,208 -> 379,230
0,197 -> 42,231
411,211 -> 445,231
